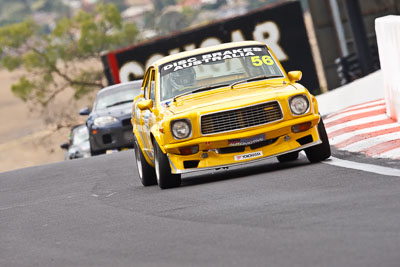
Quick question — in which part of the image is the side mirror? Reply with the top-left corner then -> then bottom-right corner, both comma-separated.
79,107 -> 91,116
137,99 -> 153,111
60,142 -> 70,150
288,71 -> 302,83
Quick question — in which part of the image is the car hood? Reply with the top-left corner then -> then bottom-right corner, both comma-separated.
165,82 -> 302,115
93,102 -> 133,118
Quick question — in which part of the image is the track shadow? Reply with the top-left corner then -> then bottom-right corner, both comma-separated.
180,156 -> 312,187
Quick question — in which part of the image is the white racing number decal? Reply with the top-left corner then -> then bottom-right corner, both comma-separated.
161,47 -> 263,74
234,151 -> 263,161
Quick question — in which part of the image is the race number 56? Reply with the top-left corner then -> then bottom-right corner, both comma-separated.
251,55 -> 274,66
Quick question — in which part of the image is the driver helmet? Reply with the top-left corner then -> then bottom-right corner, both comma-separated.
169,67 -> 196,89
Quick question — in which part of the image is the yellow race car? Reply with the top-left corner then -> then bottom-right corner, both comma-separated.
131,41 -> 330,189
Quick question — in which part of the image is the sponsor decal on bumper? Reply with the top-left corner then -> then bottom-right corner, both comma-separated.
234,151 -> 263,161
228,134 -> 266,146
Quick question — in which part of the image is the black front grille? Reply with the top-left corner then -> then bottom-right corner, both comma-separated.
216,137 -> 278,154
218,146 -> 245,154
102,134 -> 112,144
201,101 -> 283,135
249,137 -> 279,149
296,135 -> 313,145
122,118 -> 131,127
183,160 -> 200,169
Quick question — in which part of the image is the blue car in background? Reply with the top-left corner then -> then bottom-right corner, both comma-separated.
80,80 -> 142,156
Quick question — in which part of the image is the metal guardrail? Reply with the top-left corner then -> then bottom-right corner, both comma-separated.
335,45 -> 380,86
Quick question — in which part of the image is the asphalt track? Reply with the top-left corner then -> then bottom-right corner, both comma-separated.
1,149 -> 400,267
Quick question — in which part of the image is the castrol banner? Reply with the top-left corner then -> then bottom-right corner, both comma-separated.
101,1 -> 320,94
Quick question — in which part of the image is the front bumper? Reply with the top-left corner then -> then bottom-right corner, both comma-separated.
90,124 -> 134,152
164,113 -> 321,174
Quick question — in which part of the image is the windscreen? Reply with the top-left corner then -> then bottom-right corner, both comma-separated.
71,125 -> 89,146
95,83 -> 141,110
159,45 -> 283,101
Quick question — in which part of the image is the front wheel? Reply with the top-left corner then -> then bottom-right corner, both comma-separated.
154,141 -> 181,189
134,137 -> 157,186
305,118 -> 331,163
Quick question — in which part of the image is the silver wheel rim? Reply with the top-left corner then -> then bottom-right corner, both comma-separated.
135,144 -> 143,179
155,150 -> 161,184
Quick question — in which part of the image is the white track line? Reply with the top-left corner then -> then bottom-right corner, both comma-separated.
342,99 -> 385,112
325,99 -> 385,119
325,157 -> 400,177
329,123 -> 400,145
378,147 -> 400,159
324,105 -> 385,124
326,114 -> 389,134
341,132 -> 400,152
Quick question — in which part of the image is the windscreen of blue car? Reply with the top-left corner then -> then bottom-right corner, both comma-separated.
94,84 -> 141,110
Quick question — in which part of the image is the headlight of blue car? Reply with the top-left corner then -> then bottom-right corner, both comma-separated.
93,116 -> 118,127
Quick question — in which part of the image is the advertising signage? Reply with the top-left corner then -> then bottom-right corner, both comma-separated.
101,1 -> 320,94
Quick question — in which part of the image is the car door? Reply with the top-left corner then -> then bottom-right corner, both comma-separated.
134,70 -> 151,159
140,68 -> 157,162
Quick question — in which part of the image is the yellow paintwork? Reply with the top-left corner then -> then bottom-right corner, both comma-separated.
288,71 -> 302,82
132,41 -> 322,174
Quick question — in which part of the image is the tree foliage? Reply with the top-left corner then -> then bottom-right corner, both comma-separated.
151,0 -> 177,14
144,1 -> 198,36
102,0 -> 130,12
31,0 -> 69,13
0,3 -> 138,107
0,0 -> 69,26
157,10 -> 186,34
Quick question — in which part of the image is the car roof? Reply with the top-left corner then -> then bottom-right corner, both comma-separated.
152,41 -> 267,67
97,80 -> 143,96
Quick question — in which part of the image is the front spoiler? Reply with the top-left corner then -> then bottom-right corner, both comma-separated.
168,139 -> 321,174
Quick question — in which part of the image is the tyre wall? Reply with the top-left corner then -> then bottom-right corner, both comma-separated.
375,15 -> 400,122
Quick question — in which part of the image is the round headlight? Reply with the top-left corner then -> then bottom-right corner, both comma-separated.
289,95 -> 310,115
93,116 -> 118,127
171,119 -> 192,139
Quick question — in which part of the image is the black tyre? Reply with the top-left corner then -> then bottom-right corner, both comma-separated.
277,151 -> 299,163
91,149 -> 105,156
305,118 -> 331,163
134,137 -> 157,186
154,141 -> 181,189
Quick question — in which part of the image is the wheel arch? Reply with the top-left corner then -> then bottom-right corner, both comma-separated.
150,127 -> 167,154
311,95 -> 319,115
133,130 -> 154,167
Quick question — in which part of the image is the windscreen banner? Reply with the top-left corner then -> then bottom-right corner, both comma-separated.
101,1 -> 320,94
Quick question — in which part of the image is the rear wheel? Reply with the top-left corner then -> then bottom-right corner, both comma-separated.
154,141 -> 181,189
305,118 -> 331,163
277,151 -> 299,163
134,137 -> 157,186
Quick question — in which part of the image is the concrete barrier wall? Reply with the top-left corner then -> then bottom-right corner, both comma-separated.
316,70 -> 383,116
375,16 -> 400,122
